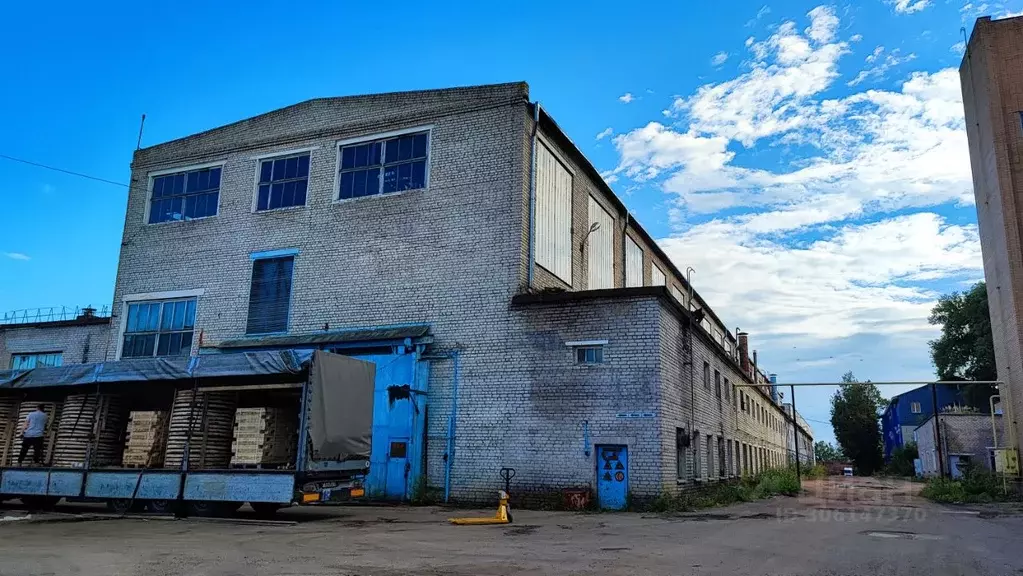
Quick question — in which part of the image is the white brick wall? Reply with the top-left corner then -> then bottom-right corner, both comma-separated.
0,321 -> 112,369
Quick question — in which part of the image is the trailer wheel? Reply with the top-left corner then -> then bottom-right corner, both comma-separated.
186,500 -> 234,517
20,496 -> 59,510
146,499 -> 174,514
106,499 -> 142,514
250,502 -> 282,518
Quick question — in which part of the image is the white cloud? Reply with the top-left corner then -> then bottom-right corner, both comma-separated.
657,213 -> 980,340
618,92 -> 634,103
996,7 -> 1023,18
951,41 -> 966,54
888,0 -> 931,13
711,51 -> 730,66
4,253 -> 30,261
847,47 -> 916,86
595,127 -> 613,141
850,34 -> 863,42
607,5 -> 976,355
757,5 -> 771,18
669,6 -> 848,147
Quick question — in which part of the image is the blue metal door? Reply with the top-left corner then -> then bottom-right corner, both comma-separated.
596,445 -> 628,510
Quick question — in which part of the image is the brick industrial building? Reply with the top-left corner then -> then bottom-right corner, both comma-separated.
962,16 -> 1023,463
2,82 -> 813,507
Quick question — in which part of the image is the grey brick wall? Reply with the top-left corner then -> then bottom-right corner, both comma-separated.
0,321 -> 112,369
107,82 -> 799,501
917,413 -> 1004,475
963,17 -> 1023,459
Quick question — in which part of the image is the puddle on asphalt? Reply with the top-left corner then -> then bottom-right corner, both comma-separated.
862,530 -> 943,541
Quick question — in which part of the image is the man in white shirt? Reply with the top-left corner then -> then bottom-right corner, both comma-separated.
17,404 -> 48,466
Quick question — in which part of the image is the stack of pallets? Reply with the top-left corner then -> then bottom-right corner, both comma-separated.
5,401 -> 62,466
164,389 -> 236,469
0,397 -> 19,466
230,407 -> 298,468
121,410 -> 170,468
52,393 -> 128,468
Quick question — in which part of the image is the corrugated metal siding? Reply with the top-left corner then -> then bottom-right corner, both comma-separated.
625,236 -> 643,288
670,285 -> 686,308
587,196 -> 614,289
535,142 -> 573,284
651,265 -> 666,286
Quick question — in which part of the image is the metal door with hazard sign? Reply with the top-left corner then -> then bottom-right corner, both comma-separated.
596,445 -> 628,510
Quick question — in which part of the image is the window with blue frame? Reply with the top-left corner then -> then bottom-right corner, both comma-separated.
246,256 -> 294,334
149,166 -> 221,223
338,131 -> 428,200
257,153 -> 310,211
122,298 -> 196,358
10,352 -> 63,370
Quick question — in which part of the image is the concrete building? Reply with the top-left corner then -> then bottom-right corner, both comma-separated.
2,82 -> 812,507
0,307 -> 111,370
962,15 -> 1023,464
915,411 -> 1004,478
782,403 -> 814,466
881,384 -> 969,461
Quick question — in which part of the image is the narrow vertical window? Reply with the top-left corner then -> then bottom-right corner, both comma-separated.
247,256 -> 295,334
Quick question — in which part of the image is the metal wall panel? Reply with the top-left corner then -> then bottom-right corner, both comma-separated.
85,471 -> 181,500
588,197 -> 615,289
0,470 -> 83,496
535,142 -> 573,284
184,472 -> 294,503
625,236 -> 644,288
651,265 -> 666,286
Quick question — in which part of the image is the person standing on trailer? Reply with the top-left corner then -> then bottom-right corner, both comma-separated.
17,404 -> 48,466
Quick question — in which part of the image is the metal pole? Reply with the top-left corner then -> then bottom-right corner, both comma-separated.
931,383 -> 945,478
790,385 -> 801,489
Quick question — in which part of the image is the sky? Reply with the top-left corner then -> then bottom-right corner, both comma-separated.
1,0 -> 1018,444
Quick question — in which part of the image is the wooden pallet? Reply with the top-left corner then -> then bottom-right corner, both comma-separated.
230,407 -> 298,466
164,389 -> 236,469
122,410 -> 170,468
52,393 -> 128,468
0,398 -> 19,466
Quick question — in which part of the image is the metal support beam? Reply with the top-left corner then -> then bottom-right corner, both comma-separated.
790,384 -> 801,490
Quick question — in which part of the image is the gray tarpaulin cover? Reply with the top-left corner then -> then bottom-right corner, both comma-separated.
308,351 -> 375,461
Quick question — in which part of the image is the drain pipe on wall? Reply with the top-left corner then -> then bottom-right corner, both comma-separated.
527,102 -> 541,290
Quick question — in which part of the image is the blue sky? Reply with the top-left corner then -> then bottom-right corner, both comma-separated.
1,0 -> 1016,444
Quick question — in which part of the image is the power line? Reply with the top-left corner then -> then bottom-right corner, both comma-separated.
0,153 -> 128,188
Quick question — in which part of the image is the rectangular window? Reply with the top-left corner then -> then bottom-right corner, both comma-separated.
715,370 -> 722,399
575,345 -> 604,364
676,427 -> 687,480
257,153 -> 310,211
735,440 -> 741,474
724,377 -> 730,401
706,435 -> 713,480
625,236 -> 644,288
911,401 -> 922,414
670,285 -> 686,307
726,440 -> 733,476
122,298 -> 196,358
693,432 -> 701,480
718,437 -> 726,477
338,131 -> 428,201
246,256 -> 295,334
651,264 -> 666,286
703,361 -> 710,389
10,352 -> 63,370
587,196 -> 615,289
149,165 -> 221,223
535,141 -> 573,284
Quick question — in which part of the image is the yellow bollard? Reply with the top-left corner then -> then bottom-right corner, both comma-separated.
448,491 -> 513,525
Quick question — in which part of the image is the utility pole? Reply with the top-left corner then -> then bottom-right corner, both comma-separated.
790,384 -> 802,489
931,383 -> 945,478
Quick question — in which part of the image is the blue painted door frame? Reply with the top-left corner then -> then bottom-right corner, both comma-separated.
596,445 -> 629,510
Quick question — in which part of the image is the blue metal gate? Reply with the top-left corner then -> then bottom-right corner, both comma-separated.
596,445 -> 628,510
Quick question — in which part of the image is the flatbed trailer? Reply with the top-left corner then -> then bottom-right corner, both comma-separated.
0,350 -> 375,516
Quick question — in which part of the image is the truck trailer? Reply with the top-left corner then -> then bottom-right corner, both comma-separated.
0,350 -> 374,516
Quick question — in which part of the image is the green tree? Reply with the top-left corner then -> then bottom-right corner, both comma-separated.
830,371 -> 884,475
813,441 -> 844,463
928,282 -> 999,408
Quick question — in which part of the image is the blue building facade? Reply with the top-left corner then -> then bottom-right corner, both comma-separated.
882,384 -> 966,460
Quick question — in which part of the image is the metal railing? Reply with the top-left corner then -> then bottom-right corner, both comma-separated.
0,305 -> 111,326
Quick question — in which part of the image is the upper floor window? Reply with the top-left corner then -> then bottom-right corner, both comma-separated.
149,166 -> 221,223
247,255 -> 295,334
122,298 -> 196,358
11,352 -> 63,370
651,265 -> 666,286
714,370 -> 722,399
534,140 -> 573,284
257,153 -> 310,211
625,236 -> 643,288
910,401 -> 922,414
575,345 -> 604,364
338,131 -> 428,200
703,361 -> 710,389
